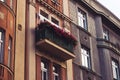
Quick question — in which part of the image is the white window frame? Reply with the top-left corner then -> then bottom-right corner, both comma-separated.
0,0 -> 5,2
103,28 -> 109,40
0,30 -> 4,63
78,8 -> 87,30
53,66 -> 59,80
39,10 -> 60,28
81,47 -> 91,69
8,37 -> 12,67
41,61 -> 48,80
10,0 -> 13,8
112,60 -> 120,80
51,17 -> 59,26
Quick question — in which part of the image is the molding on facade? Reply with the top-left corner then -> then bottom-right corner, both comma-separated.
80,0 -> 120,28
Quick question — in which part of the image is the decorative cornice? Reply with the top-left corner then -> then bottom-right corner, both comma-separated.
74,0 -> 120,29
80,0 -> 120,29
37,0 -> 72,22
97,38 -> 120,56
73,62 -> 102,78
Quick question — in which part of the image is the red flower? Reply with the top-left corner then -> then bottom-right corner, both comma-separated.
39,21 -> 77,46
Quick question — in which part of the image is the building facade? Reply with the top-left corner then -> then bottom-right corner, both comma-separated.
15,0 -> 76,80
69,0 -> 120,80
0,0 -> 16,80
0,0 -> 120,80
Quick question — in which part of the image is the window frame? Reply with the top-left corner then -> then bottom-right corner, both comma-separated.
10,0 -> 13,8
51,17 -> 59,26
0,29 -> 4,63
40,10 -> 49,19
41,60 -> 49,80
77,8 -> 88,30
8,36 -> 12,67
40,58 -> 62,80
53,64 -> 60,80
103,28 -> 109,40
0,0 -> 5,2
81,46 -> 91,69
112,59 -> 120,80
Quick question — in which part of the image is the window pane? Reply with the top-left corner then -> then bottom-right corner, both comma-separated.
41,61 -> 48,80
10,0 -> 13,8
0,31 -> 4,63
0,0 -> 4,2
53,65 -> 60,80
81,47 -> 91,68
51,17 -> 59,26
112,60 -> 119,80
8,37 -> 12,67
43,71 -> 47,80
78,8 -> 87,30
103,28 -> 109,40
40,10 -> 48,19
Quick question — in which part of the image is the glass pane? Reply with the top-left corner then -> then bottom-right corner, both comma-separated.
51,17 -> 59,26
40,10 -> 48,19
43,72 -> 47,80
55,75 -> 59,80
10,0 -> 13,8
0,31 -> 4,63
112,60 -> 119,79
8,37 -> 12,67
81,53 -> 85,66
53,65 -> 60,80
0,0 -> 4,2
103,29 -> 109,40
81,47 -> 90,68
84,55 -> 87,67
41,61 -> 48,80
78,10 -> 87,29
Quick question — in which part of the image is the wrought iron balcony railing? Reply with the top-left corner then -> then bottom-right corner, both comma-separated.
36,21 -> 77,53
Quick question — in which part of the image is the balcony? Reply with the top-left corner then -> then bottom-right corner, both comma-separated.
97,38 -> 120,54
35,21 -> 77,61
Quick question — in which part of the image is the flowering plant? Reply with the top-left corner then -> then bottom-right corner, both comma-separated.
38,21 -> 77,46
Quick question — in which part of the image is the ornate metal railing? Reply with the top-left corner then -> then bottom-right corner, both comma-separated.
36,22 -> 77,52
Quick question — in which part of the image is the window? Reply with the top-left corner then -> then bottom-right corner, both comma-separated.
112,60 -> 120,80
39,10 -> 49,22
41,61 -> 48,80
10,0 -> 13,8
53,65 -> 60,80
51,0 -> 59,5
51,17 -> 59,26
8,37 -> 12,67
0,30 -> 4,63
40,10 -> 49,19
37,57 -> 63,80
78,8 -> 87,30
0,0 -> 5,2
103,28 -> 109,40
81,46 -> 91,68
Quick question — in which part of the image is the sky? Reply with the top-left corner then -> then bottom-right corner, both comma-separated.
97,0 -> 120,19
